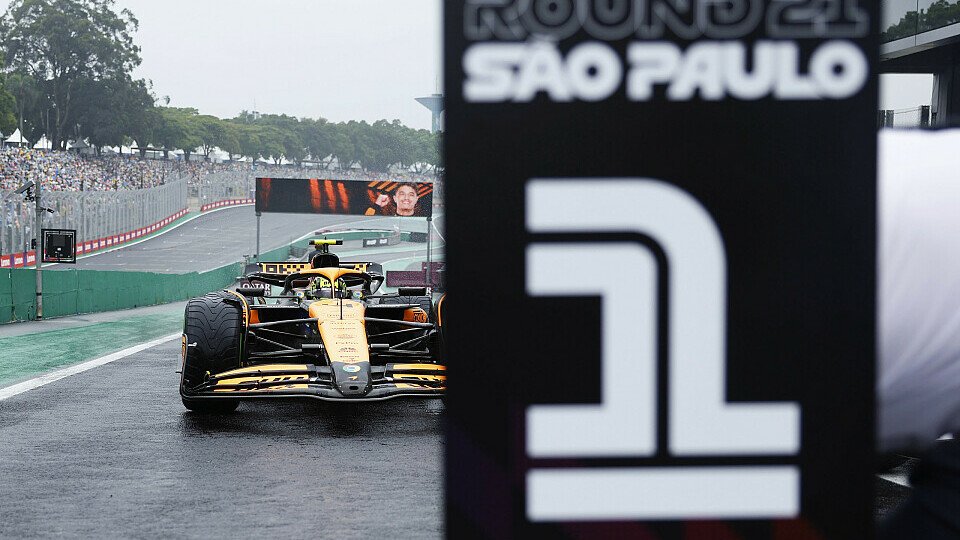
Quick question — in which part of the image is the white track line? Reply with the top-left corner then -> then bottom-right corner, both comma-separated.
430,220 -> 446,243
877,473 -> 911,488
0,333 -> 181,401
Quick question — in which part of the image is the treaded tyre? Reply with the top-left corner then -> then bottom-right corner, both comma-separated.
179,292 -> 244,413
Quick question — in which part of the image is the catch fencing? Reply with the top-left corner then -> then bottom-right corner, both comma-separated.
189,171 -> 255,206
1,178 -> 188,266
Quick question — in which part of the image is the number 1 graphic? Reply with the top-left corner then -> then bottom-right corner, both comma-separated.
525,179 -> 800,521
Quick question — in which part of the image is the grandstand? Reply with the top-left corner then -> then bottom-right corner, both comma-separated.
0,148 -> 439,266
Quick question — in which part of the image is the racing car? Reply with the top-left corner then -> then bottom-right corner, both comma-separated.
179,239 -> 445,412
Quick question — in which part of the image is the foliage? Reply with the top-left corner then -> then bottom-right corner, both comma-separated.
2,71 -> 40,139
883,0 -> 960,42
0,1 -> 443,172
155,107 -> 201,160
73,75 -> 153,151
0,0 -> 142,148
0,76 -> 16,134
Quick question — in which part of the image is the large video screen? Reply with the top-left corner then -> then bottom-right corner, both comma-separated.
256,178 -> 433,217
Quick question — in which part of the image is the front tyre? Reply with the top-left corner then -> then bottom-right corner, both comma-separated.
179,292 -> 244,413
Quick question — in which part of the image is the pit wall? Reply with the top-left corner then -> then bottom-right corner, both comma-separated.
0,208 -> 189,270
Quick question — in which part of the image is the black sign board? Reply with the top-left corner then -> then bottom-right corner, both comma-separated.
256,178 -> 434,218
41,229 -> 76,264
445,1 -> 877,538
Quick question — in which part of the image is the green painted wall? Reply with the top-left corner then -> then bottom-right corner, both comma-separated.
0,229 -> 406,323
0,262 -> 241,323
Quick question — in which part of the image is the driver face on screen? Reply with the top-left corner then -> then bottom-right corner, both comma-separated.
393,185 -> 419,216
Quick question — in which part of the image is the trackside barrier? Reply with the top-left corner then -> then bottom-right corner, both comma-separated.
0,232 -> 319,323
0,262 -> 241,323
0,208 -> 189,269
257,243 -> 297,262
2,177 -> 188,262
270,229 -> 417,262
313,229 -> 396,242
200,198 -> 255,212
0,227 -> 434,323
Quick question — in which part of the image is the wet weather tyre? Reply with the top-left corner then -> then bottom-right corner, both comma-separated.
179,292 -> 244,413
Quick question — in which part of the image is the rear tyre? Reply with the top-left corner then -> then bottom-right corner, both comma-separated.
179,292 -> 244,413
378,294 -> 433,315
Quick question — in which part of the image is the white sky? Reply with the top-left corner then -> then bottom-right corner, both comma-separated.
125,0 -> 442,129
0,0 -> 442,130
880,74 -> 934,110
0,1 -> 937,122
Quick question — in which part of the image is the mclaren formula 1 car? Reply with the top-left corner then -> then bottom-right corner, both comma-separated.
178,240 -> 445,412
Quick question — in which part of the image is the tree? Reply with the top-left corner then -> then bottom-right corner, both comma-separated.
330,122 -> 358,170
302,117 -> 333,167
0,74 -> 16,134
155,107 -> 201,160
4,71 -> 40,141
128,101 -> 160,158
257,126 -> 285,164
219,122 -> 242,160
0,0 -> 141,148
411,129 -> 439,173
74,75 -> 154,152
358,120 -> 396,172
236,124 -> 262,162
196,115 -> 226,159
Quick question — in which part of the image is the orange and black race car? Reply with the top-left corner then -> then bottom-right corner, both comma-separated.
178,240 -> 445,412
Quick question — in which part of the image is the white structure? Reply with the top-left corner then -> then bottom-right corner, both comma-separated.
415,94 -> 445,133
4,128 -> 28,147
32,135 -> 52,150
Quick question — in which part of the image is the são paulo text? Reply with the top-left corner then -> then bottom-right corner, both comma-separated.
464,40 -> 868,102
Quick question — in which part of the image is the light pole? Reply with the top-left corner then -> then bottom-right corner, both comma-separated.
6,180 -> 46,320
34,177 -> 42,319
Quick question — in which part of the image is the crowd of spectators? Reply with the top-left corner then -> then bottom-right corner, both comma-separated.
177,160 -> 434,181
0,148 -> 174,192
179,160 -> 438,201
0,147 -> 438,197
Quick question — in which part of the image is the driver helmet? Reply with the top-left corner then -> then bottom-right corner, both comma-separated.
307,276 -> 349,299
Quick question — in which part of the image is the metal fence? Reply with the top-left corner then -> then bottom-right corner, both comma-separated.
187,169 -> 444,209
1,177 -> 188,257
1,165 -> 442,259
878,105 -> 933,128
189,171 -> 255,205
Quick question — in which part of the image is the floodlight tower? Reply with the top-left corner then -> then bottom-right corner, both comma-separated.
415,94 -> 444,133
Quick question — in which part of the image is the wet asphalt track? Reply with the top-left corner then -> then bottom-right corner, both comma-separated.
1,206 -> 445,537
52,206 -> 442,273
0,338 -> 444,538
7,207 -> 913,532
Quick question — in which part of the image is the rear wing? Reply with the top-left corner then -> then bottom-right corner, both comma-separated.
254,261 -> 384,277
386,262 -> 445,291
246,261 -> 385,293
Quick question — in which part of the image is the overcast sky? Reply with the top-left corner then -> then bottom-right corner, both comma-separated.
7,0 -> 442,130
0,1 -> 934,123
880,74 -> 934,110
126,0 -> 442,130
